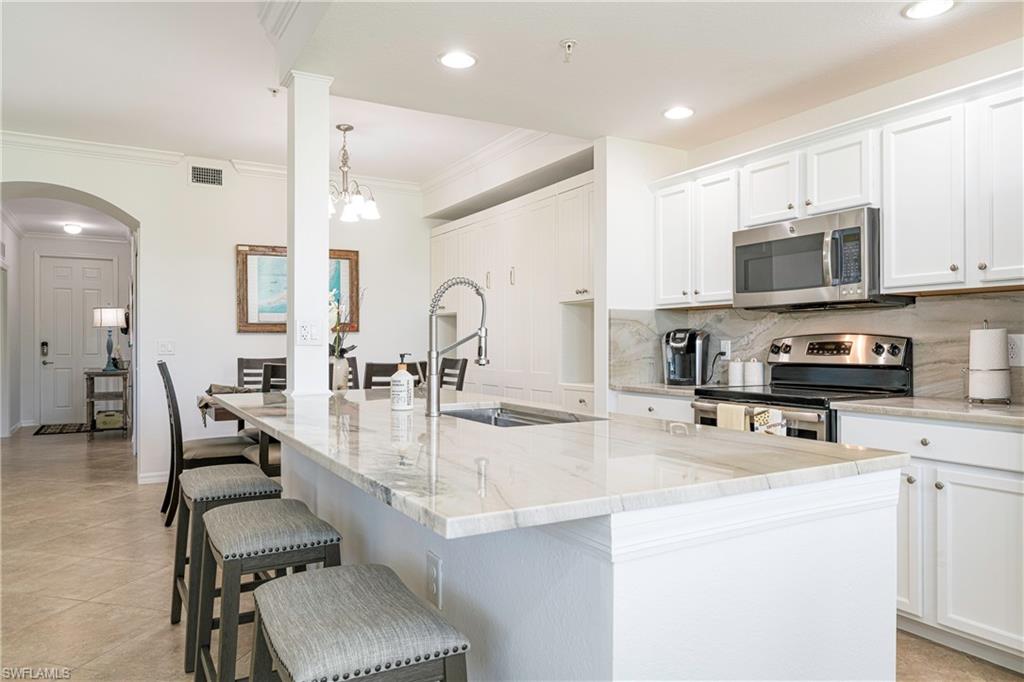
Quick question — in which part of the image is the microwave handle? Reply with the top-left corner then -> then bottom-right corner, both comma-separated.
822,230 -> 838,286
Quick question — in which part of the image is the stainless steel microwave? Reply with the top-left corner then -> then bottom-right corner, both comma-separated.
732,207 -> 912,310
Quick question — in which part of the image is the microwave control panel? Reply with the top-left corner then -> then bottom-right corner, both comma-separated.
837,227 -> 862,285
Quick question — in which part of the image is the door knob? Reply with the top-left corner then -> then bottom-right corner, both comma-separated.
41,360 -> 54,366
978,262 -> 988,270
949,264 -> 959,272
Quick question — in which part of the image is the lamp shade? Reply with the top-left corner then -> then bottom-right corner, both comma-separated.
93,307 -> 125,328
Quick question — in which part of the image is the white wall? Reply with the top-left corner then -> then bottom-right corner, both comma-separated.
0,136 -> 434,483
17,235 -> 131,425
1,216 -> 21,435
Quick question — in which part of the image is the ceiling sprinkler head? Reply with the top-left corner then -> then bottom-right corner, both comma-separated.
559,39 -> 577,64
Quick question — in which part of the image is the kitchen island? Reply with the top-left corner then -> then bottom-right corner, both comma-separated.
214,389 -> 907,681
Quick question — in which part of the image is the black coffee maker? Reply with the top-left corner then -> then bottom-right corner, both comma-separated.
663,329 -> 710,386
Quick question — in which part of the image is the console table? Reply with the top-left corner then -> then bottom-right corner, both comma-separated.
84,369 -> 130,440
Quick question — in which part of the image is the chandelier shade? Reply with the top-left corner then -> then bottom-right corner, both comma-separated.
329,124 -> 381,222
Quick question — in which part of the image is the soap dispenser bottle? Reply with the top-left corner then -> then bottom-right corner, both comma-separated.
390,353 -> 415,411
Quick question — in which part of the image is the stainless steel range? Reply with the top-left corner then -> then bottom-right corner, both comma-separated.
693,333 -> 913,442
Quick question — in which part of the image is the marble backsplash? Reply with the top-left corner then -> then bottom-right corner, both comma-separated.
610,292 -> 1024,399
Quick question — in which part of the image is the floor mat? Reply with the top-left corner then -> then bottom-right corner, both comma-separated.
33,423 -> 91,435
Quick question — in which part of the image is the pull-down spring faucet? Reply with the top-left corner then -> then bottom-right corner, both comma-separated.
427,277 -> 489,417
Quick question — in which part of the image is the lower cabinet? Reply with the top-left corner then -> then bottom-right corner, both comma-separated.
561,386 -> 594,414
615,393 -> 693,422
839,413 -> 1024,660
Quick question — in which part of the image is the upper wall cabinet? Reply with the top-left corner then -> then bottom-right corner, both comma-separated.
882,105 -> 966,291
805,130 -> 876,215
692,170 -> 739,304
654,182 -> 694,307
969,88 -> 1024,285
556,184 -> 594,302
740,151 -> 801,227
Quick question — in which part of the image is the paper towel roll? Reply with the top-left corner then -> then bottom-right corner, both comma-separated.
744,359 -> 764,387
728,360 -> 745,387
969,369 -> 1011,401
969,328 -> 1009,370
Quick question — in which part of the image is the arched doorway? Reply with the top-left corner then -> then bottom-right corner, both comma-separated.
1,181 -> 140,456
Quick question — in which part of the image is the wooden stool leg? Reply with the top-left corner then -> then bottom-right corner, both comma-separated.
216,559 -> 242,682
249,604 -> 274,682
193,534 -> 219,682
325,542 -> 341,568
184,499 -> 208,672
443,653 -> 468,682
170,493 -> 191,625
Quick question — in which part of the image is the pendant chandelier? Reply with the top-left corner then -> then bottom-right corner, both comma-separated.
329,124 -> 380,222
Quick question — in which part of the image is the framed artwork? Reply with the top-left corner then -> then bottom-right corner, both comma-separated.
235,244 -> 360,333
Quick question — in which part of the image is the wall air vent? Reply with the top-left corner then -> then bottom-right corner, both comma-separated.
190,165 -> 223,186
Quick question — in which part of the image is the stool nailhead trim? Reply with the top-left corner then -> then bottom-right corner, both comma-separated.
315,642 -> 469,682
188,489 -> 282,503
221,536 -> 342,560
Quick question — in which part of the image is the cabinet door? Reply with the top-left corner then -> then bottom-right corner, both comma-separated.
740,151 -> 801,227
556,185 -> 593,302
526,197 -> 559,405
653,182 -> 693,306
935,466 -> 1024,652
882,105 -> 966,290
969,88 -> 1024,284
475,219 -> 505,396
897,464 -> 925,617
692,170 -> 738,304
805,131 -> 875,215
562,387 -> 594,414
502,209 -> 531,399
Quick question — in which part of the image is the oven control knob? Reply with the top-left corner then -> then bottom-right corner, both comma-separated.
872,343 -> 885,356
780,343 -> 792,354
770,344 -> 781,355
888,344 -> 902,357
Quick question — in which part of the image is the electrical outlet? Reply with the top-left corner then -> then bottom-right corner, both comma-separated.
1009,334 -> 1024,367
426,551 -> 442,609
720,339 -> 732,360
296,320 -> 322,346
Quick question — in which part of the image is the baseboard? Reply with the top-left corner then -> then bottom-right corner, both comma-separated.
137,471 -> 167,485
898,616 -> 1024,674
4,420 -> 39,436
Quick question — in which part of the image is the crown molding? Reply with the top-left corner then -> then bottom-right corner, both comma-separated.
231,159 -> 287,179
230,159 -> 420,195
258,1 -> 301,44
0,130 -> 184,167
420,129 -> 549,193
1,206 -> 25,237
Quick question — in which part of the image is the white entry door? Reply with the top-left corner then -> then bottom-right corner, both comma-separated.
39,256 -> 116,424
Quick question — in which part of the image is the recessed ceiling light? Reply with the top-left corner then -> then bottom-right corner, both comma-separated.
663,106 -> 695,120
438,50 -> 477,69
902,0 -> 954,19
63,223 -> 82,235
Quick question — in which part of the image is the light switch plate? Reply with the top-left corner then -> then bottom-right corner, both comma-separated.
1009,334 -> 1023,367
157,339 -> 175,355
426,551 -> 442,609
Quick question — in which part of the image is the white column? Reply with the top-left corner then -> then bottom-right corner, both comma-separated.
285,70 -> 333,395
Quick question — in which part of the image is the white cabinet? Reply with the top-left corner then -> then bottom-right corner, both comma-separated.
654,182 -> 693,306
616,393 -> 693,422
805,130 -> 875,215
562,386 -> 594,414
429,230 -> 461,314
969,88 -> 1024,285
740,151 -> 801,227
897,464 -> 925,617
692,170 -> 739,304
556,185 -> 594,302
882,105 -> 966,291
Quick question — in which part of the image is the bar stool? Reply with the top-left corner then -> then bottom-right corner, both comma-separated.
194,498 -> 342,682
249,565 -> 470,682
172,464 -> 283,673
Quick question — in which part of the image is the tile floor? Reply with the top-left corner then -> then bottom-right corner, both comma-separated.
1,428 -> 1021,681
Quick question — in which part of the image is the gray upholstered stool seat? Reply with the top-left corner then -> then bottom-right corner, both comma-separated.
252,565 -> 470,682
242,442 -> 281,467
203,498 -> 340,561
183,436 -> 256,461
178,464 -> 282,502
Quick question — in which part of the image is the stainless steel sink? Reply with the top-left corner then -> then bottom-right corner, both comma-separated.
443,404 -> 605,428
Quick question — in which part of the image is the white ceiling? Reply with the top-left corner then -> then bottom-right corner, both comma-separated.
293,2 -> 1023,149
0,2 -> 516,182
4,198 -> 131,240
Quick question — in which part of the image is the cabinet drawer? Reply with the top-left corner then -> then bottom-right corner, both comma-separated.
562,387 -> 594,414
617,393 -> 693,422
839,413 -> 1024,473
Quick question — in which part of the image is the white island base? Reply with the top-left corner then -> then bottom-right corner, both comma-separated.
284,447 -> 898,681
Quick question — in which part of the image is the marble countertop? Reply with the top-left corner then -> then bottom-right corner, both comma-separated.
611,383 -> 698,397
213,389 -> 906,539
835,397 -> 1024,429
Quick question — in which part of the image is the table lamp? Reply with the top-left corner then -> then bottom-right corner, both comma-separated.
93,307 -> 125,372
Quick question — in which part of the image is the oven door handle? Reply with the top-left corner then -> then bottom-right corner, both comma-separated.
691,400 -> 823,424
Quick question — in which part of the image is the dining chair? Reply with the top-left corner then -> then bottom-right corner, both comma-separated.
261,363 -> 287,392
157,361 -> 252,527
236,357 -> 286,438
418,358 -> 468,391
364,362 -> 424,389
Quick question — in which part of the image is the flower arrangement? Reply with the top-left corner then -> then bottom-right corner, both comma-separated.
328,287 -> 366,358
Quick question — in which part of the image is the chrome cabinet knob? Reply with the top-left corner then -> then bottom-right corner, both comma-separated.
978,262 -> 988,270
574,289 -> 581,295
920,437 -> 930,446
580,288 -> 589,295
949,264 -> 959,272
694,289 -> 700,295
787,202 -> 795,210
681,290 -> 689,295
906,475 -> 917,485
805,199 -> 813,206
647,406 -> 655,413
935,481 -> 945,490
578,398 -> 587,405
